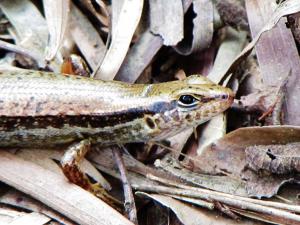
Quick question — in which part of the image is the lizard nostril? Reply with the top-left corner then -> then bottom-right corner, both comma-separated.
218,94 -> 228,100
221,94 -> 228,100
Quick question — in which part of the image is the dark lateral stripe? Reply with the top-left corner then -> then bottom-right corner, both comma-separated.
0,101 -> 177,131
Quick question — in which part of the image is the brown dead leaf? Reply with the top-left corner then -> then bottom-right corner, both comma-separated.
192,126 -> 300,198
149,0 -> 183,46
174,0 -> 214,55
245,142 -> 300,174
238,88 -> 277,113
246,0 -> 300,125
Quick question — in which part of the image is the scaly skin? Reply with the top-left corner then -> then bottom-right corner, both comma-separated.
0,68 -> 234,147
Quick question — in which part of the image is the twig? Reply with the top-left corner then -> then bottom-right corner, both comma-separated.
165,194 -> 214,210
112,146 -> 138,224
146,174 -> 300,213
132,183 -> 300,223
214,201 -> 240,220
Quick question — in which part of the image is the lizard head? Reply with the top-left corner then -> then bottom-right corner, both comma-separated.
143,75 -> 235,140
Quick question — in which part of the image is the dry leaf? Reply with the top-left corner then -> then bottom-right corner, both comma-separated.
245,143 -> 300,174
44,0 -> 70,61
193,126 -> 300,198
246,0 -> 300,125
6,212 -> 51,225
94,0 -> 144,80
0,189 -> 75,225
136,192 -> 263,225
16,148 -> 112,191
69,3 -> 106,71
0,0 -> 61,71
222,0 -> 300,82
149,0 -> 183,46
114,0 -> 193,83
174,0 -> 214,55
0,151 -> 131,225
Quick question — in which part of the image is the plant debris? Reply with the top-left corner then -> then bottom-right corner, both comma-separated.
0,0 -> 299,224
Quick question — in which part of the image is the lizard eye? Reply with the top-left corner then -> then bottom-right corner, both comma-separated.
178,95 -> 198,107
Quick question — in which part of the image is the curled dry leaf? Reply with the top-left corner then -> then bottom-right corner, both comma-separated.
0,0 -> 62,71
193,126 -> 300,198
94,0 -> 144,81
44,0 -> 70,61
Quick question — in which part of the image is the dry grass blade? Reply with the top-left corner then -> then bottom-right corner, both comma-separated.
44,0 -> 70,61
0,151 -> 132,225
93,0 -> 144,81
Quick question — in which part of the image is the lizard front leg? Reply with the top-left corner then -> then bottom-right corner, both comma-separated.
60,139 -> 122,209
